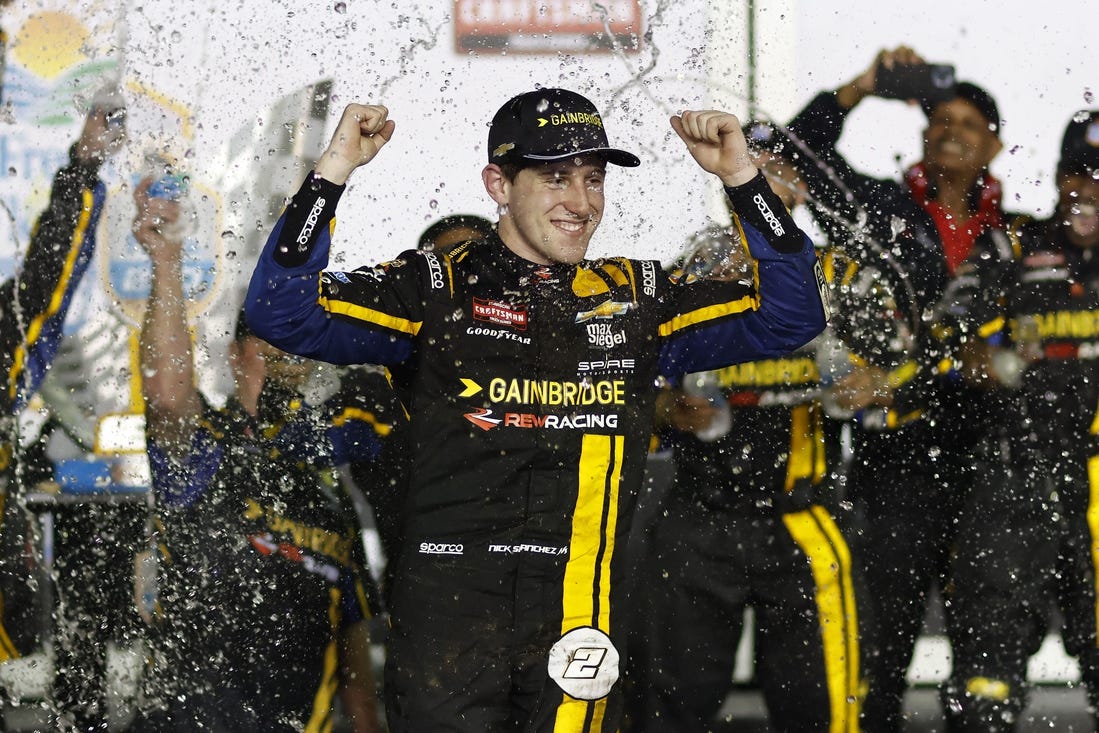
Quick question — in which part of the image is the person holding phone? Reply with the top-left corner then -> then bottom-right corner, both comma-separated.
782,46 -> 1014,732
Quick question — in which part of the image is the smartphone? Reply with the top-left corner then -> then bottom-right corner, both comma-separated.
875,63 -> 956,104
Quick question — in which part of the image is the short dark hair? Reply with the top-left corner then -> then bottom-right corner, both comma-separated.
418,214 -> 495,250
922,81 -> 1001,136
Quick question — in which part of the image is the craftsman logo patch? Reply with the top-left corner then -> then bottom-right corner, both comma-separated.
473,298 -> 528,330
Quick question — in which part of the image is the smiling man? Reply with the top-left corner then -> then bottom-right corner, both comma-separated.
245,87 -> 828,733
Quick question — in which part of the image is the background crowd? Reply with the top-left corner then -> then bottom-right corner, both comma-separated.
1,12 -> 1098,732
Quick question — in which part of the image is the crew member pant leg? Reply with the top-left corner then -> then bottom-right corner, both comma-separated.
628,500 -> 749,733
1058,454 -> 1099,723
759,506 -> 862,733
943,459 -> 1054,732
851,458 -> 962,733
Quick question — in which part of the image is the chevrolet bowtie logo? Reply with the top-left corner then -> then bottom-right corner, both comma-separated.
574,300 -> 633,324
493,142 -> 515,158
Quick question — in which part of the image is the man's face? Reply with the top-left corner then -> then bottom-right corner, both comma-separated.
495,156 -> 606,265
923,98 -> 1002,181
1057,174 -> 1099,248
231,336 -> 312,393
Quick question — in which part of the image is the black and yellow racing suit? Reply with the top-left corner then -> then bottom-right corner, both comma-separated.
245,170 -> 827,732
627,335 -> 864,733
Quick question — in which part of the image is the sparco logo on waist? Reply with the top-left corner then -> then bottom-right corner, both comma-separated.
297,198 -> 326,247
752,193 -> 785,237
419,542 -> 464,555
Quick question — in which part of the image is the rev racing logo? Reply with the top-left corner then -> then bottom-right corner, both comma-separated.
463,408 -> 619,432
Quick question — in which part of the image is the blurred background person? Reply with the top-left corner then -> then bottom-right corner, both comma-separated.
937,109 -> 1099,730
625,223 -> 864,733
0,95 -> 124,677
783,45 -> 1012,732
416,213 -> 493,252
129,176 -> 383,732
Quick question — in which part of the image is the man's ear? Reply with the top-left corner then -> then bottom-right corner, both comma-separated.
794,179 -> 810,209
981,136 -> 1004,168
482,164 -> 509,206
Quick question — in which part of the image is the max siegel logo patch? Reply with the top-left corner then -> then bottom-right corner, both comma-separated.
547,627 -> 620,700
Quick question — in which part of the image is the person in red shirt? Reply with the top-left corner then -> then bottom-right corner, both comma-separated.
785,45 -> 1013,732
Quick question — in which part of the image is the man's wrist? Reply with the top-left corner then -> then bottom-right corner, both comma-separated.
718,164 -> 759,189
314,151 -> 358,185
835,82 -> 868,110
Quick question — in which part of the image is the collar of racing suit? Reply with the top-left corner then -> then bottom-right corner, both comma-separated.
905,161 -> 1004,275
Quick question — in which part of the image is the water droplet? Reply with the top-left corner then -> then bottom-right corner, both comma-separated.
334,1 -> 347,12
467,274 -> 479,285
1074,110 -> 1090,123
1085,87 -> 1094,104
429,199 -> 438,210
170,30 -> 182,43
536,98 -> 550,113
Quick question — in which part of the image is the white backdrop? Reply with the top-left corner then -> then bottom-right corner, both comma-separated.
0,0 -> 1093,439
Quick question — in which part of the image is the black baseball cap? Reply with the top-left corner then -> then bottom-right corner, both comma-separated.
487,88 -> 640,168
921,81 -> 1001,136
1058,110 -> 1099,178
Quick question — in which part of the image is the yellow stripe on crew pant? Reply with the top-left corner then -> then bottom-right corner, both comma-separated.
0,595 -> 19,662
1087,456 -> 1099,642
782,506 -> 861,733
305,588 -> 342,733
554,434 -> 624,733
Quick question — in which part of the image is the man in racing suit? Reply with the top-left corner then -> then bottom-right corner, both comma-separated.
940,110 -> 1099,730
0,105 -> 124,665
624,223 -> 864,733
245,88 -> 828,732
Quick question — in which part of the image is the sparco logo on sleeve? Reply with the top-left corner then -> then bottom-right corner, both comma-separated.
424,252 -> 446,289
752,193 -> 785,237
297,198 -> 326,247
641,260 -> 657,297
